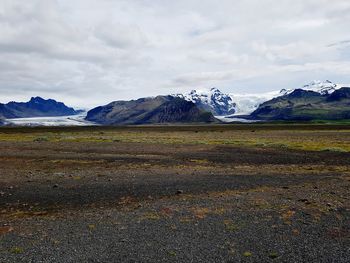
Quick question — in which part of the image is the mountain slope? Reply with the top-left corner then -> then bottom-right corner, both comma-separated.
0,97 -> 81,119
173,88 -> 236,116
250,87 -> 350,120
86,96 -> 216,125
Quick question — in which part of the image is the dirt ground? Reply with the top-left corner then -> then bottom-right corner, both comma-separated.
0,125 -> 349,262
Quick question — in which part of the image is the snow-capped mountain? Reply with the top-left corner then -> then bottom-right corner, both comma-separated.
279,80 -> 347,96
173,88 -> 236,116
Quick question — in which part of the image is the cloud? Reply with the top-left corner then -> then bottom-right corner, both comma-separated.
0,0 -> 349,108
95,22 -> 148,49
328,40 -> 350,48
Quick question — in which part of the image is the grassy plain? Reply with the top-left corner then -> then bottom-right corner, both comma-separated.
1,124 -> 350,151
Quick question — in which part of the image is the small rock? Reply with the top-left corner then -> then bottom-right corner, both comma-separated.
53,184 -> 59,188
298,198 -> 309,203
176,190 -> 184,195
269,252 -> 279,259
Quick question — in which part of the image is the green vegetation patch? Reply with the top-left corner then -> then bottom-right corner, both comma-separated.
0,125 -> 350,152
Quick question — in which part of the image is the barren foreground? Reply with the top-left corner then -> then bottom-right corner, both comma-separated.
0,125 -> 349,262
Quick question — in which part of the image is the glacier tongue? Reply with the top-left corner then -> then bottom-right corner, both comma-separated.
229,91 -> 280,116
5,112 -> 97,126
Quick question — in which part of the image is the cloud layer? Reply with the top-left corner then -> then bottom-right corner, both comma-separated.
0,0 -> 349,108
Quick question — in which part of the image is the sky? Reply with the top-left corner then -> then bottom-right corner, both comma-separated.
0,0 -> 350,108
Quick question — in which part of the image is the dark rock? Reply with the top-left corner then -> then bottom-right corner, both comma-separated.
176,190 -> 184,195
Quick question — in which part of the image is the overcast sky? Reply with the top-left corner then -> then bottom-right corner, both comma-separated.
0,0 -> 350,108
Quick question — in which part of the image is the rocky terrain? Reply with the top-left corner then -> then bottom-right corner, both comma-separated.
0,125 -> 349,262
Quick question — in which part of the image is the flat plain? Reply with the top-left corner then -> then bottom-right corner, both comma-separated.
0,124 -> 349,262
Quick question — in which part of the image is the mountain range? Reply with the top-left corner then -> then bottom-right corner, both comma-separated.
1,80 -> 350,125
173,80 -> 350,118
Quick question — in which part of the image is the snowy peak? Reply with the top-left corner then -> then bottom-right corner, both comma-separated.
173,88 -> 236,116
280,80 -> 343,96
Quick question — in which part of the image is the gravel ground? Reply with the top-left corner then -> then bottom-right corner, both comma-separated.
0,131 -> 349,262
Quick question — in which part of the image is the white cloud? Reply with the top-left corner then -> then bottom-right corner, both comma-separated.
0,0 -> 349,108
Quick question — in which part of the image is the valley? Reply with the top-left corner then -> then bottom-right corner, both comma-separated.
2,1 -> 350,262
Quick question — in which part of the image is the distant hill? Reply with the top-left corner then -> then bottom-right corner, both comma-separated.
0,97 -> 81,119
86,96 -> 217,125
250,87 -> 350,121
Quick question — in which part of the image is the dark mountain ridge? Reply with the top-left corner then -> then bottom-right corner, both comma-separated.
86,96 -> 217,125
0,96 -> 81,119
250,87 -> 350,121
